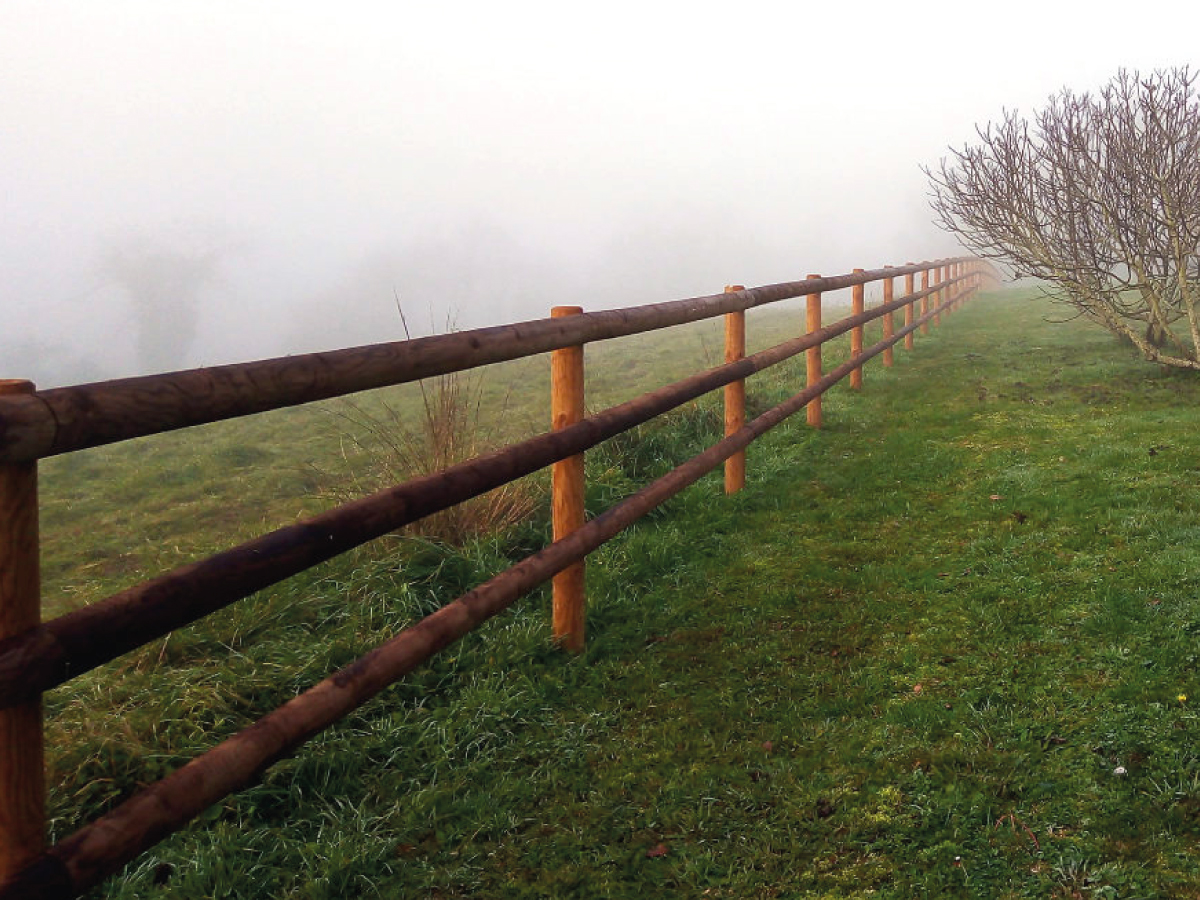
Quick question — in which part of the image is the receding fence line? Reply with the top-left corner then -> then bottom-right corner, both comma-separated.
0,264 -> 963,466
0,259 -> 995,900
5,284 -> 973,900
0,269 -> 971,709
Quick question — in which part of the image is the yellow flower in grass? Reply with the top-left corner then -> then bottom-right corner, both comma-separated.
1179,693 -> 1188,704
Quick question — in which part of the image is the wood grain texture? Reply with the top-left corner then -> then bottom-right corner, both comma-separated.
550,307 -> 586,652
850,269 -> 865,390
882,274 -> 895,367
921,269 -> 931,335
723,288 -> 747,495
0,381 -> 43,879
934,266 -> 944,327
806,277 -> 822,428
904,266 -> 916,351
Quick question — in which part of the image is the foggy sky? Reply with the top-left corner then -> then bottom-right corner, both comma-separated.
3,2 -> 1195,386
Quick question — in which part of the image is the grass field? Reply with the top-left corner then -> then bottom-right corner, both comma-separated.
37,301 -> 817,616
37,288 -> 1200,898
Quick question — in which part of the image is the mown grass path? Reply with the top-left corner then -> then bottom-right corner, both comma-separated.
63,292 -> 1200,898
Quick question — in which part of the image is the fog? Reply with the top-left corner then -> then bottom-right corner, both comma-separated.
2,2 -> 1194,386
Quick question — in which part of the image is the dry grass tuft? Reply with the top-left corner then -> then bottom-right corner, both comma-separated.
331,307 -> 537,545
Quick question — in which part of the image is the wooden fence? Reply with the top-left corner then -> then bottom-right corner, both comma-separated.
0,258 -> 994,898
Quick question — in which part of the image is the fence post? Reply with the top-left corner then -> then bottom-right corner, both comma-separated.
920,268 -> 931,335
550,308 -> 586,652
806,275 -> 822,428
723,286 -> 746,495
932,265 -> 942,327
850,268 -> 865,390
0,379 -> 44,880
882,270 -> 895,367
904,264 -> 915,351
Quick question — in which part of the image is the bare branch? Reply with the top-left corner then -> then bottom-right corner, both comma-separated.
928,68 -> 1200,367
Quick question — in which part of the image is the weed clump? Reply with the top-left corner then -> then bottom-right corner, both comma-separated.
329,311 -> 539,546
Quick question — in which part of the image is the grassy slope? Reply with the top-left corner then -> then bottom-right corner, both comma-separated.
38,304 -> 810,617
41,291 -> 1200,898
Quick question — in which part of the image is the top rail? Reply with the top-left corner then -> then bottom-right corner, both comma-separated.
0,260 -> 968,463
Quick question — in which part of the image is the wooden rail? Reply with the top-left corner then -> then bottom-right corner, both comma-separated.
0,258 -> 992,899
0,264 -> 966,464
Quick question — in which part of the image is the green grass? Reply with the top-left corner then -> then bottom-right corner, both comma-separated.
37,289 -> 1200,897
37,305 -> 806,616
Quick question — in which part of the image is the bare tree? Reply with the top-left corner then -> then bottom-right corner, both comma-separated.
928,68 -> 1200,369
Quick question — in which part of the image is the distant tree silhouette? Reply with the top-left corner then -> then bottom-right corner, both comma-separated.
101,242 -> 222,375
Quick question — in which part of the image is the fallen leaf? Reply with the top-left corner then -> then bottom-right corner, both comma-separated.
646,843 -> 669,858
762,741 -> 774,752
990,494 -> 1003,501
913,684 -> 923,694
